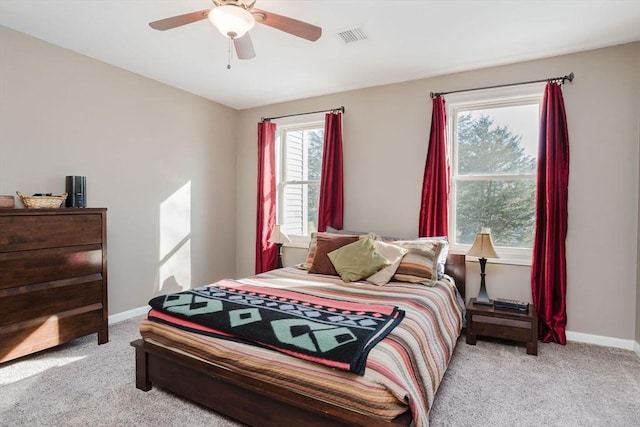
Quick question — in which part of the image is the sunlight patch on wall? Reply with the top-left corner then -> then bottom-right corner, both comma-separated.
159,181 -> 192,292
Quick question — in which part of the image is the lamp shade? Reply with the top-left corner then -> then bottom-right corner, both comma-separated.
268,224 -> 292,245
467,230 -> 499,259
208,5 -> 255,39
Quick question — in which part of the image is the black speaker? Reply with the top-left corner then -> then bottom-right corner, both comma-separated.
65,176 -> 86,208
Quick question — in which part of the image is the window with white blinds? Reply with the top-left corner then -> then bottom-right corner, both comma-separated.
277,122 -> 324,241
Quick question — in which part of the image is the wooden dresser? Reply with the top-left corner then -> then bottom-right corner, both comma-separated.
0,208 -> 108,363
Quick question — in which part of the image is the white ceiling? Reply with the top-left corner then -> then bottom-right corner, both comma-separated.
1,1 -> 639,110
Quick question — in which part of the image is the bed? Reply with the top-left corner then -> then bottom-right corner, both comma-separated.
131,237 -> 466,427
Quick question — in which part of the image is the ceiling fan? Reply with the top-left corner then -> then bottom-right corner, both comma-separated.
148,0 -> 322,61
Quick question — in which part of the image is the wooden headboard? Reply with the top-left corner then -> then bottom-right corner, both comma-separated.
444,253 -> 466,299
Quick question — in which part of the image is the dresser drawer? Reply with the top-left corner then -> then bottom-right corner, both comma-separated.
0,245 -> 103,290
0,305 -> 104,363
0,214 -> 102,252
0,276 -> 103,327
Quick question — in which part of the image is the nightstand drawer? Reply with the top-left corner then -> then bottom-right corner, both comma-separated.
471,315 -> 533,341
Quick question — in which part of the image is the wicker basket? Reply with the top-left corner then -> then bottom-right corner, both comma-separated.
17,191 -> 68,209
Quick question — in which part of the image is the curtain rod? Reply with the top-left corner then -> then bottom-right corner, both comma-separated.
429,72 -> 574,99
261,106 -> 344,122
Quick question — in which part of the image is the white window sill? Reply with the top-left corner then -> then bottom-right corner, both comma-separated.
465,255 -> 532,267
452,244 -> 532,267
283,242 -> 310,249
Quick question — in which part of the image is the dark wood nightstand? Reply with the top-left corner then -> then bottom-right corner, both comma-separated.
466,298 -> 538,355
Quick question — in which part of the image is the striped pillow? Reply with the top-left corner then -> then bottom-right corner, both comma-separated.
301,232 -> 320,270
391,240 -> 445,286
419,237 -> 449,279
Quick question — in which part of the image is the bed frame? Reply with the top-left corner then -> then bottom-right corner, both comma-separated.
131,253 -> 466,427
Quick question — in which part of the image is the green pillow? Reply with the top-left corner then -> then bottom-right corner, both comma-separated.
327,237 -> 390,283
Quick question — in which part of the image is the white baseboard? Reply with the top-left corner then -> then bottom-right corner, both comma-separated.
108,305 -> 149,324
634,341 -> 640,359
566,330 -> 636,351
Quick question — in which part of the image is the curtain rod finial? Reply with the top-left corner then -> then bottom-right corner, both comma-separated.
429,92 -> 435,99
567,72 -> 574,82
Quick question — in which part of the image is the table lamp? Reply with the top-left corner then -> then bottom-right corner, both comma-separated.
467,228 -> 499,306
269,224 -> 291,268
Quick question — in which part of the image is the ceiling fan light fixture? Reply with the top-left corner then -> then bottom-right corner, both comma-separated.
209,5 -> 255,39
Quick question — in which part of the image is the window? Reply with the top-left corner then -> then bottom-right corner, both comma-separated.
276,120 -> 324,243
448,88 -> 543,264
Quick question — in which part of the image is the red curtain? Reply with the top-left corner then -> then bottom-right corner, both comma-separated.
531,83 -> 570,344
317,112 -> 344,232
419,96 -> 450,237
255,121 -> 278,274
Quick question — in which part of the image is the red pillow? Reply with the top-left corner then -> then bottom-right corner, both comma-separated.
308,234 -> 359,276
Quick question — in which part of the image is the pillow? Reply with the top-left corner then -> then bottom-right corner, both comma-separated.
302,231 -> 376,270
327,237 -> 390,283
366,240 -> 409,286
379,235 -> 449,278
419,237 -> 449,278
301,232 -> 319,270
308,234 -> 359,276
391,239 -> 445,286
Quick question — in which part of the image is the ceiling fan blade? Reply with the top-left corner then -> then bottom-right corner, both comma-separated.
149,9 -> 210,31
252,8 -> 322,41
234,33 -> 256,60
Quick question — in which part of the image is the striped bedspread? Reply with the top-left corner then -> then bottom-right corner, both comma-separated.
140,267 -> 464,427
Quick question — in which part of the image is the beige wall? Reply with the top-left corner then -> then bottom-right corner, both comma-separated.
1,25 -> 638,343
237,43 -> 640,342
0,26 -> 238,314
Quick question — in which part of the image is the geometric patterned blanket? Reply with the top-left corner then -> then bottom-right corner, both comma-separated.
147,279 -> 405,374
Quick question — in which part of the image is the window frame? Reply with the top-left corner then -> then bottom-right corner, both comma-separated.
446,84 -> 545,266
274,114 -> 325,247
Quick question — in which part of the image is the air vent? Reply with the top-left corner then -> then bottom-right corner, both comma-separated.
336,26 -> 369,44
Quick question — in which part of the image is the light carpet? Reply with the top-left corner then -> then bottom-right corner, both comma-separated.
1,317 -> 639,426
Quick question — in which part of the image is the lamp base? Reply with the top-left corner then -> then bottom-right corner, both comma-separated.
473,297 -> 494,306
475,258 -> 493,306
276,243 -> 283,269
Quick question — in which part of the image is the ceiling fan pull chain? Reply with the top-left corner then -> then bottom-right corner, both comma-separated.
227,38 -> 232,70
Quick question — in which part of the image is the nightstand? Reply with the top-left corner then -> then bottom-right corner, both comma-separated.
466,298 -> 538,355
